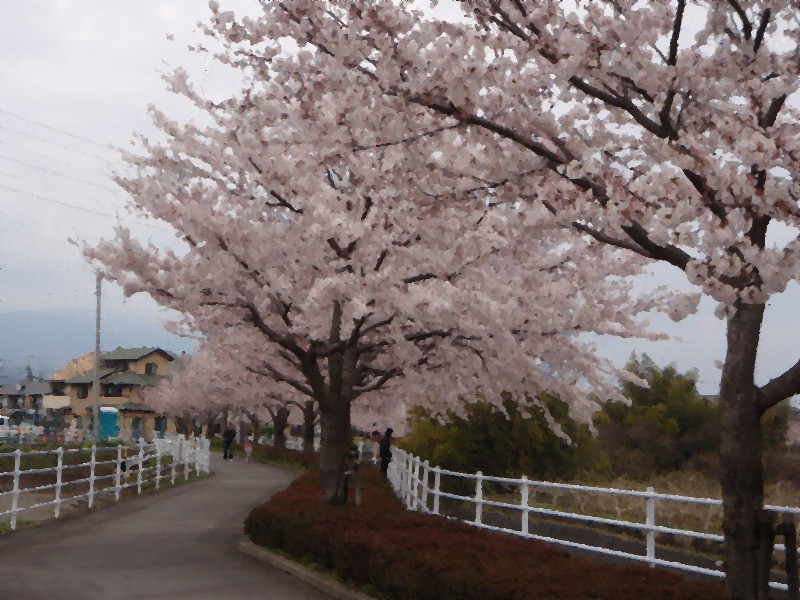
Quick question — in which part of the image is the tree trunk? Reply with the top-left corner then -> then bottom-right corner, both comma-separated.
719,302 -> 766,600
273,406 -> 289,450
318,398 -> 351,504
174,413 -> 191,436
246,413 -> 261,442
205,410 -> 220,437
316,302 -> 357,505
302,400 -> 317,453
221,406 -> 229,435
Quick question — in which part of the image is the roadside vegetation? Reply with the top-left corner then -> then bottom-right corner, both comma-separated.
245,467 -> 724,600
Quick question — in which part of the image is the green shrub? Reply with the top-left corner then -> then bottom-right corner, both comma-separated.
400,392 -> 603,485
244,468 -> 723,599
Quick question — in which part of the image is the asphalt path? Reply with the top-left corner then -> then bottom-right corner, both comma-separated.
0,456 -> 331,600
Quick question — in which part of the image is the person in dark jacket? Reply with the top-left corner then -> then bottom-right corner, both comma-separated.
378,428 -> 393,477
222,423 -> 236,460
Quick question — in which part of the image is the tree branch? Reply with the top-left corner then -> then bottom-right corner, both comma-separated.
247,365 -> 314,398
759,357 -> 800,413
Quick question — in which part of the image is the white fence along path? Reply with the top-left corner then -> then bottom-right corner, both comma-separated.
387,448 -> 799,593
0,436 -> 211,530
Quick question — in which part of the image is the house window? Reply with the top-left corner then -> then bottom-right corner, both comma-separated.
145,362 -> 158,375
105,385 -> 122,398
77,386 -> 88,400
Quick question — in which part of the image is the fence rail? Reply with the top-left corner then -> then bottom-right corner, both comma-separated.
0,436 -> 211,530
388,448 -> 798,593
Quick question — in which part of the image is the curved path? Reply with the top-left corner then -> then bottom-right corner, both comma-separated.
0,457 -> 331,600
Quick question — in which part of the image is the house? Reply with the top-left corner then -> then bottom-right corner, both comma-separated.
0,366 -> 68,425
63,347 -> 177,439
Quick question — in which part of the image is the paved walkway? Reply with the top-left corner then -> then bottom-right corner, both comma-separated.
0,458 -> 331,600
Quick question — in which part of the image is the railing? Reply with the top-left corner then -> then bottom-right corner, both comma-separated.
0,436 -> 211,531
259,435 -> 320,452
388,448 -> 799,593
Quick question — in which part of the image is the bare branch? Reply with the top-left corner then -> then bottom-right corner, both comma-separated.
247,365 -> 314,398
727,0 -> 753,40
753,8 -> 771,53
759,357 -> 800,412
668,1 -> 686,66
403,273 -> 437,284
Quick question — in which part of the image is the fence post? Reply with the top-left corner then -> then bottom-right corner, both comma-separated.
54,446 -> 64,518
646,486 -> 656,567
412,456 -> 422,511
520,475 -> 529,535
421,460 -> 430,512
11,448 -> 21,530
779,518 -> 799,600
433,467 -> 441,515
136,438 -> 144,495
114,444 -> 122,501
405,454 -> 414,508
155,442 -> 162,490
171,441 -> 177,485
88,444 -> 97,508
194,437 -> 201,477
475,471 -> 483,525
184,438 -> 190,481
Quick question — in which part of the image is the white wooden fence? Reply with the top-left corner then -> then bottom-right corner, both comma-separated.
388,448 -> 799,593
0,436 -> 211,531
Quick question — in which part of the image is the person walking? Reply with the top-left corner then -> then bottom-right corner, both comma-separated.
379,428 -> 393,477
243,435 -> 254,463
222,423 -> 236,460
370,430 -> 381,464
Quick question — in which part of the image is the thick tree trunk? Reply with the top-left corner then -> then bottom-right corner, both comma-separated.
719,302 -> 766,600
315,302 -> 357,505
272,406 -> 289,450
318,398 -> 351,504
174,413 -> 191,436
302,400 -> 317,453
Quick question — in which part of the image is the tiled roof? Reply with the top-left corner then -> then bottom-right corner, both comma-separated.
101,347 -> 174,362
0,381 -> 53,396
65,368 -> 115,385
103,372 -> 160,387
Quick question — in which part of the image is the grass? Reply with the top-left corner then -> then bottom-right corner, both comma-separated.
0,518 -> 35,535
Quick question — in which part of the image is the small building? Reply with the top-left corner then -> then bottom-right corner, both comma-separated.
64,347 -> 177,439
0,366 -> 66,425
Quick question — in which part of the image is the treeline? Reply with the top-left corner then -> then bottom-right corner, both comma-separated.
400,355 -> 791,482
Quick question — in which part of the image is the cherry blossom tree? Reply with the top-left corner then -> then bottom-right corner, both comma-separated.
144,343 -> 266,435
216,1 -> 799,596
87,2 -> 697,507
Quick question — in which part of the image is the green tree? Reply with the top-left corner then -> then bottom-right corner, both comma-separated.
400,392 -> 603,482
595,355 -> 787,479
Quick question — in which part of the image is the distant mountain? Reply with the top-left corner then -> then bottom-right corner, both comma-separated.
0,310 -> 195,379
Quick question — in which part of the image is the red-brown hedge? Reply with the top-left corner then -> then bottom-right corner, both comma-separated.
244,467 -> 724,599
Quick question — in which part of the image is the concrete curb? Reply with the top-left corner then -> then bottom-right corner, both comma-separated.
237,537 -> 376,600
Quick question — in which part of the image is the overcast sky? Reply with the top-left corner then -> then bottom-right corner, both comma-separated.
1,0 -> 799,395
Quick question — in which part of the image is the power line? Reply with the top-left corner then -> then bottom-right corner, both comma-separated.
0,123 -> 118,164
0,181 -> 172,232
0,108 -> 116,150
1,73 -> 132,134
0,138 -> 81,170
0,169 -> 108,209
0,153 -> 122,195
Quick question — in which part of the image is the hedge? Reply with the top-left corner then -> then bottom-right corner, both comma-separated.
244,467 -> 724,600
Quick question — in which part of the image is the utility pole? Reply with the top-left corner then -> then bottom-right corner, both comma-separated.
91,273 -> 103,441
